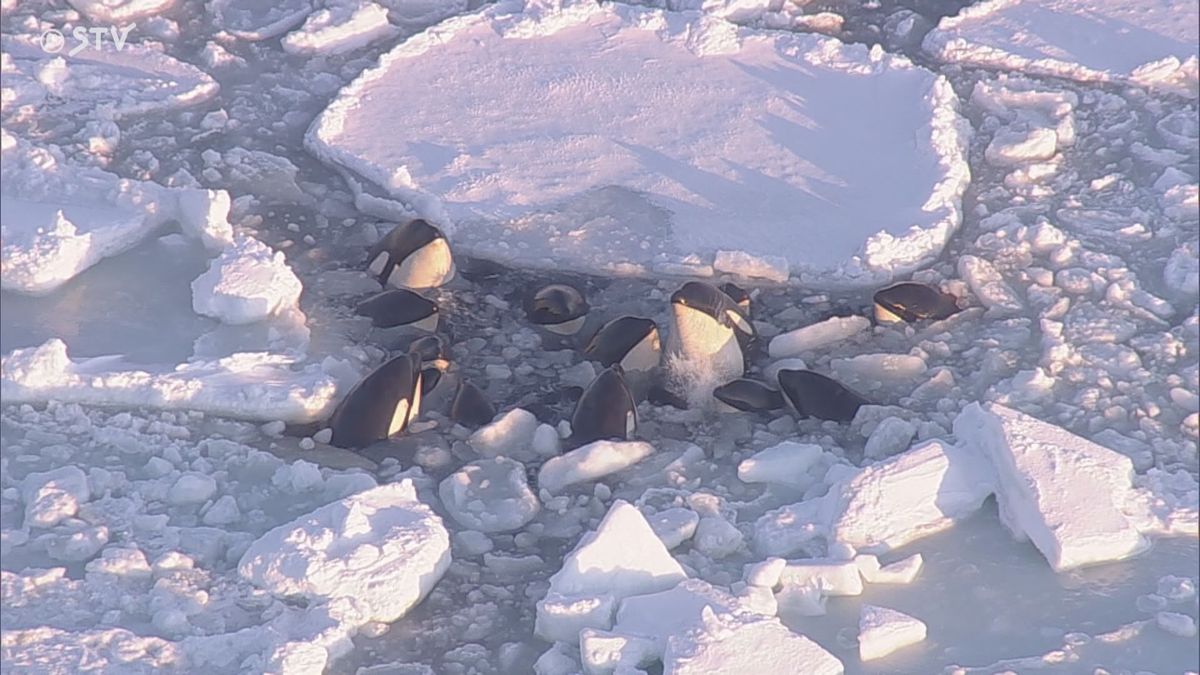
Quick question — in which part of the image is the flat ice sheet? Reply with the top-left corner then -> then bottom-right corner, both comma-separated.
308,0 -> 969,287
924,0 -> 1200,96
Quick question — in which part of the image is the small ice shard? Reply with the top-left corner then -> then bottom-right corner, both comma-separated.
537,441 -> 654,494
868,554 -> 924,584
21,466 -> 90,528
469,408 -> 540,460
737,441 -> 824,487
858,604 -> 927,661
768,316 -> 870,359
647,507 -> 700,550
958,255 -> 1024,317
438,457 -> 540,533
777,558 -> 864,596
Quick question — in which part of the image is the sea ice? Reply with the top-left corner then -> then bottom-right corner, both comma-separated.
647,507 -> 701,550
209,0 -> 315,40
469,408 -> 539,459
828,440 -> 995,552
0,627 -> 182,672
693,515 -> 744,559
67,0 -> 177,21
1,339 -> 341,423
538,440 -> 655,494
712,250 -> 789,283
863,417 -> 917,460
662,609 -> 843,675
768,316 -> 871,359
0,35 -> 218,120
924,0 -> 1200,96
535,500 -> 687,642
608,579 -> 774,659
167,472 -> 218,505
579,628 -> 657,674
239,480 -> 451,624
984,125 -> 1058,166
307,0 -> 969,288
1,131 -> 232,296
438,457 -> 540,532
191,236 -> 303,325
737,441 -> 824,487
858,604 -> 927,661
954,402 -> 1148,571
1156,612 -> 1199,638
777,558 -> 864,596
958,255 -> 1024,317
869,553 -> 925,584
20,465 -> 90,528
282,0 -> 398,55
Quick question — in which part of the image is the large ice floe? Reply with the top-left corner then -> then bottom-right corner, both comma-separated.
308,0 -> 970,288
924,0 -> 1200,97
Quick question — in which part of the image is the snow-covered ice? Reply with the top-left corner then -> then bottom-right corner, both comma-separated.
955,402 -> 1149,571
868,553 -> 925,584
1,131 -> 232,296
777,558 -> 864,596
535,500 -> 686,642
191,236 -> 303,325
662,610 -> 843,675
768,316 -> 871,359
0,35 -> 219,121
67,0 -> 177,22
858,604 -> 927,661
1,339 -> 341,423
209,0 -> 315,40
828,440 -> 996,553
282,0 -> 398,56
469,408 -> 540,460
737,441 -> 824,487
647,507 -> 701,550
239,480 -> 450,624
537,440 -> 655,494
925,0 -> 1200,96
308,0 -> 970,287
438,457 -> 540,532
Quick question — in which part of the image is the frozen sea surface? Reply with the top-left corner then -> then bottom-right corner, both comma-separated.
0,0 -> 1197,673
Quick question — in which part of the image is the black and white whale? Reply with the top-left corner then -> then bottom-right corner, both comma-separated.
777,369 -> 869,422
584,316 -> 661,375
355,289 -> 439,332
329,352 -> 424,449
526,283 -> 590,336
571,365 -> 637,445
450,379 -> 496,428
668,281 -> 754,383
713,378 -> 785,412
719,281 -> 752,317
873,281 -> 960,324
366,219 -> 455,290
